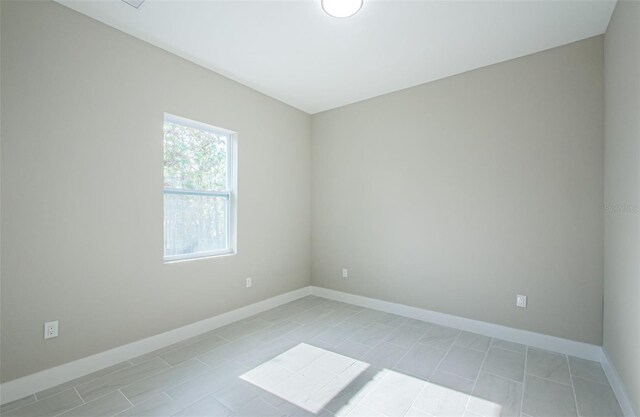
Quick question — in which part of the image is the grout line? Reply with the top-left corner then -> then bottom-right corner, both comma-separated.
567,355 -> 582,417
157,356 -> 175,367
523,372 -> 573,388
570,374 -> 613,387
34,361 -> 136,402
120,389 -> 135,408
463,336 -> 493,415
520,346 -> 529,416
489,339 -> 527,355
430,329 -> 464,377
405,330 -> 467,416
194,357 -> 215,369
50,388 -> 119,417
389,324 -> 445,375
74,387 -> 85,404
479,369 -> 525,386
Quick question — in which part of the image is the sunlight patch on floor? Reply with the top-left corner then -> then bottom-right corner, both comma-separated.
240,343 -> 503,416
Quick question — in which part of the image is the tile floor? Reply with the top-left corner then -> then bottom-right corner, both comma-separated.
1,296 -> 623,417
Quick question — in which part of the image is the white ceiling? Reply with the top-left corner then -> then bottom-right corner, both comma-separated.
56,0 -> 616,114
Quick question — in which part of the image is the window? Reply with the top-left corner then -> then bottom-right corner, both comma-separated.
163,114 -> 236,262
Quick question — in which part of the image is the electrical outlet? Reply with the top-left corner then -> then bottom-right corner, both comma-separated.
516,294 -> 527,308
246,277 -> 252,288
342,268 -> 348,278
44,321 -> 58,339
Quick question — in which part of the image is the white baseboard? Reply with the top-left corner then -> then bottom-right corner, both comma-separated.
0,286 -> 312,405
311,286 -> 640,416
601,349 -> 639,417
3,284 -> 635,417
310,286 -> 602,361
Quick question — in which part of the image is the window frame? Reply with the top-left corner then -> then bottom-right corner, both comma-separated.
163,113 -> 237,263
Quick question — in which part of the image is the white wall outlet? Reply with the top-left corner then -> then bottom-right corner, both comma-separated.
44,321 -> 58,339
342,268 -> 348,278
516,294 -> 527,308
245,277 -> 252,288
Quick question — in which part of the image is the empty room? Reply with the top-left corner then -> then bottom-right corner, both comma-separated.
0,0 -> 638,416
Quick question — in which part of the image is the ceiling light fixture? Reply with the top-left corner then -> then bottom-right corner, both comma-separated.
321,0 -> 363,18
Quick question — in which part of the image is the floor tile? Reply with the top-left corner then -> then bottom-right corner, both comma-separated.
197,336 -> 260,367
568,356 -> 609,385
234,338 -> 298,368
314,322 -> 365,347
283,322 -> 329,344
129,340 -> 193,365
251,320 -> 301,342
3,389 -> 83,417
317,308 -> 359,324
115,393 -> 181,417
269,343 -> 327,372
36,362 -> 132,400
481,347 -> 525,382
215,318 -> 270,341
404,319 -> 433,330
404,407 -> 432,417
309,371 -> 382,417
160,334 -> 228,365
491,339 -> 527,354
260,391 -> 308,416
455,331 -> 491,353
385,324 -> 428,348
173,394 -> 232,417
348,323 -> 396,347
231,398 -> 288,417
269,364 -> 337,408
359,369 -> 425,416
346,403 -> 385,417
241,361 -> 295,389
418,325 -> 460,350
413,380 -> 470,417
58,390 -> 131,417
526,348 -> 571,385
289,305 -> 332,324
429,369 -> 475,395
0,395 -> 37,414
76,358 -> 170,402
330,339 -> 372,359
468,371 -> 523,417
167,361 -> 250,407
437,345 -> 485,380
313,350 -> 359,374
346,309 -> 388,326
213,379 -> 265,412
572,376 -> 623,417
375,312 -> 408,327
394,344 -> 447,380
121,359 -> 210,405
522,375 -> 577,417
256,305 -> 302,323
361,341 -> 408,371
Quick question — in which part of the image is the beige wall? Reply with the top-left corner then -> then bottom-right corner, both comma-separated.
0,0 -> 617,389
604,1 -> 640,413
0,0 -> 311,382
311,37 -> 605,345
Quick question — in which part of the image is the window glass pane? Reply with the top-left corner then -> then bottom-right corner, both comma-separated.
164,193 -> 228,257
164,120 -> 228,191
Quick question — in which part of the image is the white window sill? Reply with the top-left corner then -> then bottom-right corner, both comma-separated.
164,250 -> 235,264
